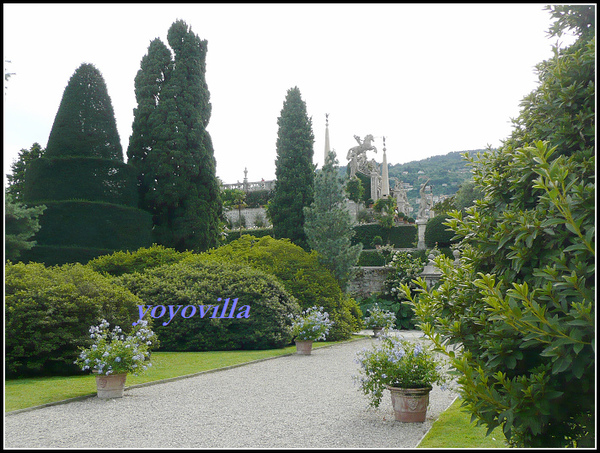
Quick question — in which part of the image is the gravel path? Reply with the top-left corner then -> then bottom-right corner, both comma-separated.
4,331 -> 458,448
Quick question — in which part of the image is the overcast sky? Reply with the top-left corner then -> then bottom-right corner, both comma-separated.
3,3 -> 578,187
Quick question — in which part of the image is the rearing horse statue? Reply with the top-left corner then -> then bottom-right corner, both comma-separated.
347,134 -> 378,176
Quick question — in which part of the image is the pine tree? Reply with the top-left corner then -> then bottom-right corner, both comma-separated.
269,86 -> 315,250
128,20 -> 222,252
304,150 -> 362,290
4,192 -> 46,261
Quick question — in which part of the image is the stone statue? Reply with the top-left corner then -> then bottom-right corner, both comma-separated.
418,178 -> 431,220
347,134 -> 377,177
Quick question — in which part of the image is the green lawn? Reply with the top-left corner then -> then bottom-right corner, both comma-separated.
418,397 -> 508,448
5,338 -> 360,412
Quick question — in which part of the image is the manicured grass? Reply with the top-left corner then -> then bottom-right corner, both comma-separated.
5,337 -> 363,412
418,397 -> 508,448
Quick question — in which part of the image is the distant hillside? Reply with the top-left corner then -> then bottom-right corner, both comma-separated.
340,149 -> 483,215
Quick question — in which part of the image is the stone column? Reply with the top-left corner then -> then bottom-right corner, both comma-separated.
416,219 -> 427,249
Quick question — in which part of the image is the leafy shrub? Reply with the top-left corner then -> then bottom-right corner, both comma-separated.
357,250 -> 386,266
424,214 -> 457,248
87,244 -> 193,277
118,259 -> 301,351
5,261 -> 143,377
199,235 -> 361,340
357,295 -> 416,330
222,227 -> 274,244
407,7 -> 595,447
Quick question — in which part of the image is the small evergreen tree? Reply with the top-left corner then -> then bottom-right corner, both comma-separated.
5,192 -> 46,261
6,142 -> 44,202
345,175 -> 365,204
269,87 -> 315,250
304,150 -> 363,290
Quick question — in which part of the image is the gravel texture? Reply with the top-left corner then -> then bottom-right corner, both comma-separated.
5,331 -> 458,448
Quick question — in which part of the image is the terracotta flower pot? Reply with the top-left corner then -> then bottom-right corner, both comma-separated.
95,373 -> 127,399
295,340 -> 313,355
386,385 -> 432,422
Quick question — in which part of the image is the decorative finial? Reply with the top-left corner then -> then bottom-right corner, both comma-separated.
325,113 -> 329,126
383,136 -> 386,152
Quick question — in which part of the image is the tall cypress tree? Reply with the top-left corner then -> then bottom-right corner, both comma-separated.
304,150 -> 362,290
127,38 -> 173,210
21,63 -> 152,265
128,20 -> 222,252
269,86 -> 315,250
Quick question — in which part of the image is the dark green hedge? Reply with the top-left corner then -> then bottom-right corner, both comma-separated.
118,260 -> 300,351
5,261 -> 144,377
29,200 -> 152,249
23,157 -> 139,206
19,245 -> 117,266
351,224 -> 417,248
19,200 -> 152,265
424,214 -> 457,248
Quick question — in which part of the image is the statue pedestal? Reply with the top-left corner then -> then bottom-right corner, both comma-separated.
416,219 -> 427,250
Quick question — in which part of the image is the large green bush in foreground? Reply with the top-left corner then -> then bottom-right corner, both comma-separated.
118,259 -> 300,351
200,235 -> 361,340
407,7 -> 595,448
5,261 -> 142,377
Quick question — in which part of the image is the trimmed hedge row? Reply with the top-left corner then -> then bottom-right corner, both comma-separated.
351,224 -> 417,248
5,261 -> 143,377
118,260 -> 301,351
19,200 -> 153,265
23,157 -> 139,207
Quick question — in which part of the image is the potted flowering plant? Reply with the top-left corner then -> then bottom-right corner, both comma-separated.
74,319 -> 158,398
353,334 -> 448,422
363,303 -> 396,337
290,306 -> 334,355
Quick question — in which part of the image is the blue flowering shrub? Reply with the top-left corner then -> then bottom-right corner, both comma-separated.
353,334 -> 448,407
362,303 -> 396,329
74,319 -> 158,375
290,306 -> 334,341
